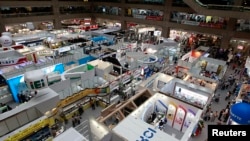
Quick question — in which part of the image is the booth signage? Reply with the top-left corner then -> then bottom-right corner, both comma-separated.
26,79 -> 45,90
122,74 -> 131,84
136,128 -> 157,141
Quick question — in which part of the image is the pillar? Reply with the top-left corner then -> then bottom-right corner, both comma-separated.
52,0 -> 61,29
220,33 -> 232,49
0,17 -> 5,33
162,27 -> 170,38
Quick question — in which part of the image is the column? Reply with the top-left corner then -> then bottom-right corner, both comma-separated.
233,0 -> 243,6
0,17 -> 5,33
162,0 -> 172,38
162,27 -> 170,38
220,33 -> 232,49
226,18 -> 237,31
120,0 -> 126,30
52,0 -> 61,29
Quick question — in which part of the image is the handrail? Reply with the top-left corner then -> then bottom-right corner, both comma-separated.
182,0 -> 250,19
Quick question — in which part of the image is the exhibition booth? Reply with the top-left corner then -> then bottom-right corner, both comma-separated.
169,29 -> 221,47
144,39 -> 180,65
86,59 -> 116,81
6,63 -> 64,102
112,93 -> 203,141
0,69 -> 60,140
149,73 -> 214,109
0,50 -> 27,67
189,56 -> 227,81
12,30 -> 51,46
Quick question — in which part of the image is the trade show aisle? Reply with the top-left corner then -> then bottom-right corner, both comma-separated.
189,65 -> 244,141
64,106 -> 103,130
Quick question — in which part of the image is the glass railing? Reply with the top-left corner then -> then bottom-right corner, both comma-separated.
1,12 -> 53,18
89,0 -> 121,2
195,0 -> 250,11
125,0 -> 164,5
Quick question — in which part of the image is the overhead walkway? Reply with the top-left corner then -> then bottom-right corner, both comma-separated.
183,0 -> 250,19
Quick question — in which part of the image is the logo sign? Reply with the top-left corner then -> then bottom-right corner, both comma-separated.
26,79 -> 45,90
136,128 -> 156,141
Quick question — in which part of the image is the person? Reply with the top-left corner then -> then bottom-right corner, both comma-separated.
78,104 -> 84,116
158,120 -> 164,130
218,109 -> 224,121
225,91 -> 231,100
152,112 -> 156,121
209,111 -> 214,121
90,98 -> 95,110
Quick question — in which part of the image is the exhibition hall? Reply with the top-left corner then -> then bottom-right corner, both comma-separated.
0,0 -> 250,141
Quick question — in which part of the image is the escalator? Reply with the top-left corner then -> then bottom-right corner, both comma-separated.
182,0 -> 250,19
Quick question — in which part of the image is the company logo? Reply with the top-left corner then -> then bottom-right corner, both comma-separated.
26,79 -> 45,90
136,128 -> 156,141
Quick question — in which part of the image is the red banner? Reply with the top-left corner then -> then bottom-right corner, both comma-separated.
146,16 -> 163,21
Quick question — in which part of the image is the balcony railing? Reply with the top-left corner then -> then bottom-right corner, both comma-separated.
1,12 -> 53,18
195,0 -> 250,12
